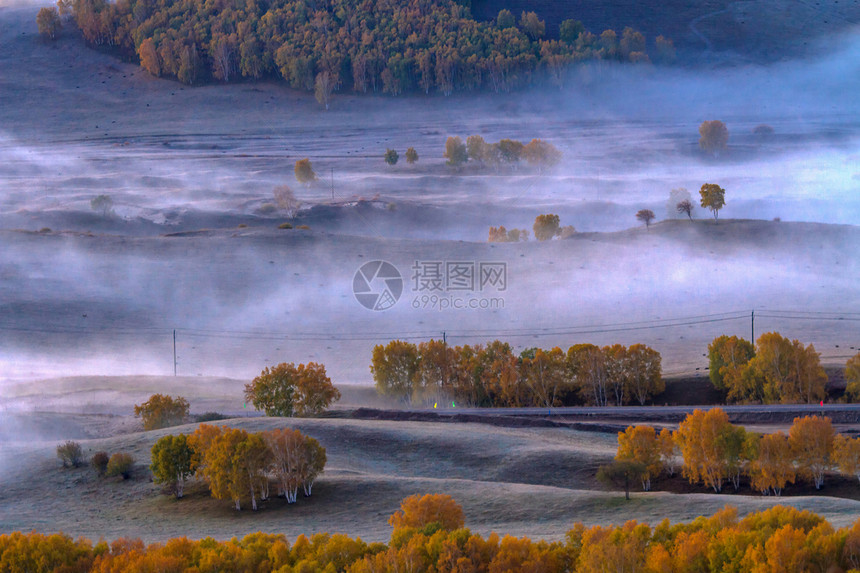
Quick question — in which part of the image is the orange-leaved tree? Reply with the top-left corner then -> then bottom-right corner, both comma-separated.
134,394 -> 189,431
788,415 -> 834,490
832,434 -> 860,483
674,408 -> 745,492
746,431 -> 795,496
388,494 -> 465,532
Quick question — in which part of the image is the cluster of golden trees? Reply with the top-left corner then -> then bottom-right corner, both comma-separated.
445,135 -> 561,169
371,339 -> 663,407
151,425 -> 326,510
708,332 -> 829,404
244,361 -> 341,417
7,496 -> 860,572
616,410 -> 860,496
490,213 -> 575,242
61,0 -> 669,92
133,393 -> 189,430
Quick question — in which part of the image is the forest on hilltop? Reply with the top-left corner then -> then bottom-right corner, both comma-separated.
59,0 -> 674,93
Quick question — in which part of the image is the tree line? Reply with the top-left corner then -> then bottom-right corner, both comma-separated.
59,0 -> 672,93
445,135 -> 562,169
371,339 -> 664,407
6,495 -> 860,572
151,424 -> 326,510
611,410 -> 860,497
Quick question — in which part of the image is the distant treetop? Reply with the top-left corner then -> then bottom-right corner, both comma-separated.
66,0 -> 667,94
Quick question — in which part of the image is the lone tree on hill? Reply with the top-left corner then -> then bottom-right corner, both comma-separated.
384,149 -> 399,166
597,460 -> 647,500
294,158 -> 317,184
405,147 -> 419,164
636,209 -> 655,229
699,183 -> 726,222
699,120 -> 729,157
90,194 -> 113,217
533,213 -> 560,241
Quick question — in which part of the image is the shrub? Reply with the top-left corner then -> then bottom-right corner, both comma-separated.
195,412 -> 229,422
297,225 -> 310,230
56,441 -> 84,468
278,222 -> 293,229
91,451 -> 110,476
106,453 -> 134,479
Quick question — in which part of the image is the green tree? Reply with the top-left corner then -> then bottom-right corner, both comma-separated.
384,149 -> 399,166
90,194 -> 113,217
150,434 -> 195,498
370,340 -> 420,404
597,460 -> 647,500
294,158 -> 317,184
36,7 -> 62,40
636,209 -> 655,229
496,9 -> 515,29
533,213 -> 560,241
699,120 -> 729,156
444,136 -> 467,167
405,147 -> 419,164
707,335 -> 755,395
699,183 -> 726,221
559,19 -> 585,44
134,394 -> 189,431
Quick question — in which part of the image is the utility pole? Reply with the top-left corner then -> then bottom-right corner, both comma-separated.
751,310 -> 755,343
173,329 -> 177,376
443,331 -> 446,345
330,168 -> 334,201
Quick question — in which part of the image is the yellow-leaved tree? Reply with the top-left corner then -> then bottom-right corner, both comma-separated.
674,408 -> 746,492
615,425 -> 662,491
789,415 -> 834,490
746,431 -> 795,496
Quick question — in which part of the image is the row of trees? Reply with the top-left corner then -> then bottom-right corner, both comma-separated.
62,0 -> 671,93
708,332 -> 828,404
489,213 -> 575,242
445,135 -> 561,170
613,410 -> 858,496
384,147 -> 419,166
151,425 -> 326,509
7,499 -> 860,572
371,339 -> 664,407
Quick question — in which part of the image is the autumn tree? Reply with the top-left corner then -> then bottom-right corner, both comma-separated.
747,432 -> 795,495
707,335 -> 756,399
615,425 -> 662,490
844,352 -> 860,402
788,415 -> 834,489
134,394 -> 189,431
56,440 -> 83,468
519,11 -> 545,40
560,19 -> 585,44
699,183 -> 726,222
273,185 -> 300,217
655,36 -> 676,64
832,434 -> 860,482
533,213 -> 560,241
405,147 -> 418,164
314,70 -> 335,110
138,38 -> 160,76
522,139 -> 562,171
412,339 -> 457,404
520,347 -> 568,408
658,428 -> 678,476
498,139 -> 524,166
294,158 -> 317,184
384,149 -> 399,166
466,135 -> 487,164
371,340 -> 420,404
626,344 -> 664,405
636,209 -> 655,229
444,136 -> 467,167
389,494 -> 465,531
150,434 -> 194,498
244,362 -> 340,417
597,460 -> 647,500
603,344 -> 631,406
675,408 -> 744,492
36,7 -> 62,40
568,343 -> 608,406
106,453 -> 134,479
699,120 -> 728,156
558,225 -> 576,239
749,332 -> 827,404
